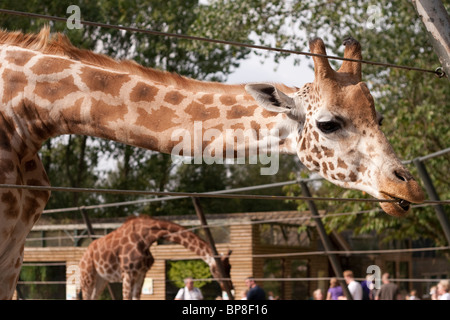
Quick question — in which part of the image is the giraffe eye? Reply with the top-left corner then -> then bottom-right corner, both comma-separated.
317,121 -> 341,134
378,117 -> 384,126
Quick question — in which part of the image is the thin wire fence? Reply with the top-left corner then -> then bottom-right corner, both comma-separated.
0,8 -> 444,77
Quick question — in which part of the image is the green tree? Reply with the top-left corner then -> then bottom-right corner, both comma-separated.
167,260 -> 212,288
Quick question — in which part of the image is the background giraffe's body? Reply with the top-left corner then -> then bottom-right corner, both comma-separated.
0,28 -> 424,299
78,216 -> 231,300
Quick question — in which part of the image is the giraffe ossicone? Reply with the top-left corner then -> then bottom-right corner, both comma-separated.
78,216 -> 232,300
0,28 -> 424,299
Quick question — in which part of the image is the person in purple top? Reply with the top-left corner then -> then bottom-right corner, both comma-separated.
326,277 -> 344,300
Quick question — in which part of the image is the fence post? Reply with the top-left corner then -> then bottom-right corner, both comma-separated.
413,159 -> 450,245
80,208 -> 116,300
411,0 -> 450,79
299,181 -> 353,300
192,197 -> 234,300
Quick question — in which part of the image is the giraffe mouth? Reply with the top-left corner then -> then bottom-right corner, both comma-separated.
379,193 -> 411,216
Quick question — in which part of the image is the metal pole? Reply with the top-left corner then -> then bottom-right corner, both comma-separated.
80,208 -> 116,300
299,182 -> 353,300
413,159 -> 450,245
411,0 -> 450,80
192,197 -> 234,300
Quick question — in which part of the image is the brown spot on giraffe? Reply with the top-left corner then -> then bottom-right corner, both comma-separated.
261,108 -> 276,118
135,106 -> 178,132
2,192 -> 19,219
4,50 -> 37,66
30,56 -> 74,75
349,171 -> 357,182
219,94 -> 237,106
90,98 -> 128,127
321,161 -> 328,174
337,158 -> 348,169
198,93 -> 214,105
81,67 -> 131,97
2,69 -> 27,104
358,164 -> 367,174
164,90 -> 186,105
313,131 -> 319,142
130,81 -> 159,102
34,75 -> 79,103
24,160 -> 37,172
0,128 -> 12,151
185,101 -> 220,121
226,105 -> 258,119
300,139 -> 307,151
322,146 -> 334,158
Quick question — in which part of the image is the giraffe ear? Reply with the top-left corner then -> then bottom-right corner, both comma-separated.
245,83 -> 295,113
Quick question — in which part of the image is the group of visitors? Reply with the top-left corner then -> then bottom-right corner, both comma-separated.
314,270 -> 450,300
173,274 -> 450,300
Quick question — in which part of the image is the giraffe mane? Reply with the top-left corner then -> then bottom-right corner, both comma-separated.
0,27 -> 297,94
0,26 -> 282,94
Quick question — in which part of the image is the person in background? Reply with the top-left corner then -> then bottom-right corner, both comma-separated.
361,274 -> 376,300
175,277 -> 203,300
437,280 -> 450,300
245,276 -> 266,300
339,270 -> 363,300
406,289 -> 420,300
313,288 -> 324,300
429,286 -> 438,300
326,277 -> 343,300
375,273 -> 399,300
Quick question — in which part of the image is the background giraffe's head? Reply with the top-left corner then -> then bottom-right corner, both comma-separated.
209,249 -> 233,293
246,37 -> 425,217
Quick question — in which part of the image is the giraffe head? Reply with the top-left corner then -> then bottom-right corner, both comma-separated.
246,37 -> 424,217
209,249 -> 233,293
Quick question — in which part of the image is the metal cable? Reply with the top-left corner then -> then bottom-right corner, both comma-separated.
0,8 -> 442,76
2,183 -> 450,204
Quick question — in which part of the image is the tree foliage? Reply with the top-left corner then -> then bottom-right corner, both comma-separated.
167,260 -> 212,288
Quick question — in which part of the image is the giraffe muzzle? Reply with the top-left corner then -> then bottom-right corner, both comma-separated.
379,186 -> 424,217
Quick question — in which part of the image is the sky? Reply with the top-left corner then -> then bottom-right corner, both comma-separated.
225,51 -> 315,88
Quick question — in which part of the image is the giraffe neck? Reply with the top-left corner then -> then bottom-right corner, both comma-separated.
140,218 -> 215,266
0,39 -> 299,160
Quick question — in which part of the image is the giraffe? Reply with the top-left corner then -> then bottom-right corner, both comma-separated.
0,28 -> 424,299
78,216 -> 232,300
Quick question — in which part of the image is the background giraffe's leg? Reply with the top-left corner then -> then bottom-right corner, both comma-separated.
91,275 -> 108,300
131,273 -> 146,300
122,273 -> 133,300
80,267 -> 95,300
